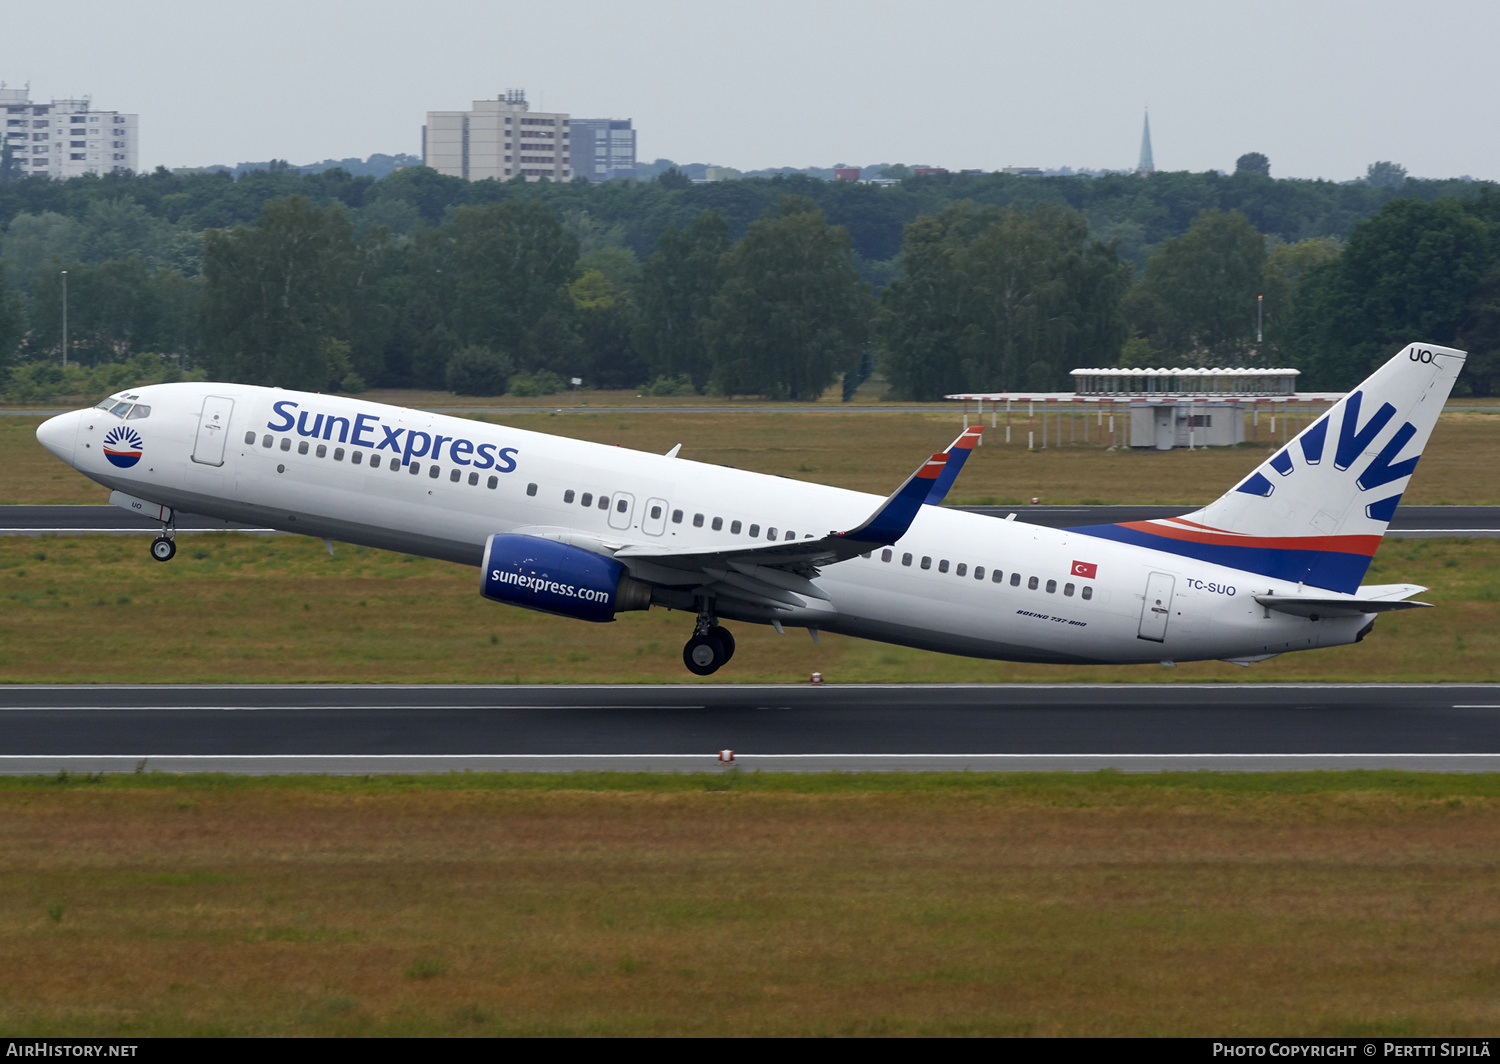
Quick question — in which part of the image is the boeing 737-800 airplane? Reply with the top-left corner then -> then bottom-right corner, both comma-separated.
34,342 -> 1462,675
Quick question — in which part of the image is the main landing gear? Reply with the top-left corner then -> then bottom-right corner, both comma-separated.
682,602 -> 735,676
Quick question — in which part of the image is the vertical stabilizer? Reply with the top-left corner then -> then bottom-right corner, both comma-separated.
1068,343 -> 1466,593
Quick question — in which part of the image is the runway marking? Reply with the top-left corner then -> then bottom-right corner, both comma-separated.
0,705 -> 706,712
4,753 -> 1496,760
1452,705 -> 1500,709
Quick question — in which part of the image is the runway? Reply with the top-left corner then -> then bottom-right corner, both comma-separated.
4,504 -> 1498,537
3,684 -> 1497,774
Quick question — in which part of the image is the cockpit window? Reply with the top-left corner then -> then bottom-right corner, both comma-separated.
125,405 -> 150,420
95,398 -> 118,411
109,401 -> 133,418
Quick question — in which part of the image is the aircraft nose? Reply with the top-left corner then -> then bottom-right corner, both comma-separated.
36,410 -> 81,464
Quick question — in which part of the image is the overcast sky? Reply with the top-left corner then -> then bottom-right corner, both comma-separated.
6,0 -> 1496,180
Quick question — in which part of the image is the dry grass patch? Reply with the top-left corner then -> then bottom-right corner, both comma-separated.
1,773 -> 1497,1036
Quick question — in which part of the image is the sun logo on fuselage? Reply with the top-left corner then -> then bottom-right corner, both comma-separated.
102,426 -> 144,468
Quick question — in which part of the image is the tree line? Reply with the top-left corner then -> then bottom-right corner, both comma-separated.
3,161 -> 1500,400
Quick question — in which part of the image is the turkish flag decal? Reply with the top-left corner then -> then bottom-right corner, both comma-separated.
1071,560 -> 1098,579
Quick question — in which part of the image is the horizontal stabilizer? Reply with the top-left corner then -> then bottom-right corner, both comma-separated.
925,426 -> 983,505
1255,595 -> 1431,619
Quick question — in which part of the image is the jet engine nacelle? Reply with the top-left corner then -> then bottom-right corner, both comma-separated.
480,533 -> 650,623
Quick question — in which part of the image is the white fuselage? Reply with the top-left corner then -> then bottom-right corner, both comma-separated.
39,383 -> 1372,666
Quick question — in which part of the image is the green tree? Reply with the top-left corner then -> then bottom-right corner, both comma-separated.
0,140 -> 19,184
1,213 -> 83,290
1235,153 -> 1270,177
0,265 -> 23,371
1258,237 -> 1341,362
28,259 -> 195,365
879,201 -> 1130,398
448,200 -> 579,375
1134,208 -> 1268,363
705,196 -> 873,400
633,210 -> 730,392
1365,161 -> 1408,188
446,345 -> 513,395
1290,197 -> 1489,388
199,196 -> 357,389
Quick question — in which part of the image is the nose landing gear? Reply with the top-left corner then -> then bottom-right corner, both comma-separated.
682,602 -> 735,676
149,511 -> 177,563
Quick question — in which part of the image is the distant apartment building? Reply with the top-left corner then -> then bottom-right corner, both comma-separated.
569,118 -> 635,181
1,87 -> 138,179
423,90 -> 570,182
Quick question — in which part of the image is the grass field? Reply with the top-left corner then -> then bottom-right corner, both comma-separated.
6,407 -> 1500,506
2,771 -> 1497,1037
2,533 -> 1497,683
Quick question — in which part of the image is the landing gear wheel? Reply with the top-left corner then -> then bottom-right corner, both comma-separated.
150,536 -> 176,562
707,625 -> 735,663
683,633 -> 727,676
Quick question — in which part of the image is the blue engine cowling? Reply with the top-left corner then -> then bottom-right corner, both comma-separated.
480,534 -> 651,623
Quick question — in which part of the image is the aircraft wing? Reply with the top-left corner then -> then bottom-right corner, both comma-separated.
610,449 -> 948,598
925,426 -> 983,505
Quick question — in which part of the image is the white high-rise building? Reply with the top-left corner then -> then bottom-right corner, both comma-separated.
423,90 -> 570,183
1,87 -> 138,180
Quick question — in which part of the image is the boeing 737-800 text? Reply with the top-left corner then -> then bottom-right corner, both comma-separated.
34,342 -> 1462,674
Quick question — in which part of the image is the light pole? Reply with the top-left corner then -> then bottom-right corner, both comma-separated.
60,270 -> 68,368
1257,294 -> 1263,345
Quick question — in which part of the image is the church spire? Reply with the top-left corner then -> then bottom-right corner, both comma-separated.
1137,110 -> 1155,175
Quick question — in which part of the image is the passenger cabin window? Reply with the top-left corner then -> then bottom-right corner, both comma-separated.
938,560 -> 949,573
527,483 -> 538,496
956,563 -> 967,577
974,566 -> 984,580
409,462 -> 420,474
1081,586 -> 1093,600
920,556 -> 932,570
1046,579 -> 1057,593
990,569 -> 1000,582
650,504 -> 662,519
449,469 -> 460,482
298,441 -> 309,455
902,553 -> 912,566
785,530 -> 795,540
730,521 -> 742,534
430,465 -> 441,479
316,444 -> 327,458
1010,572 -> 1021,587
711,517 -> 723,531
672,509 -> 683,524
617,499 -> 627,513
280,438 -> 291,452
565,490 -> 576,503
581,493 -> 593,508
390,460 -> 400,473
369,454 -> 380,468
334,448 -> 344,461
351,451 -> 362,465
598,496 -> 609,510
767,528 -> 778,540
487,476 -> 499,489
262,435 -> 272,448
244,431 -> 256,445
749,524 -> 760,538
881,549 -> 892,562
1028,576 -> 1039,590
1064,583 -> 1075,597
693,513 -> 704,527
468,472 -> 479,485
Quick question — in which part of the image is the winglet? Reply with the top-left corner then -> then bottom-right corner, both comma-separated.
838,452 -> 947,546
924,426 -> 983,505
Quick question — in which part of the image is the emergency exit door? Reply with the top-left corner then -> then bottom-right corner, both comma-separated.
192,396 -> 235,466
1137,572 -> 1175,642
